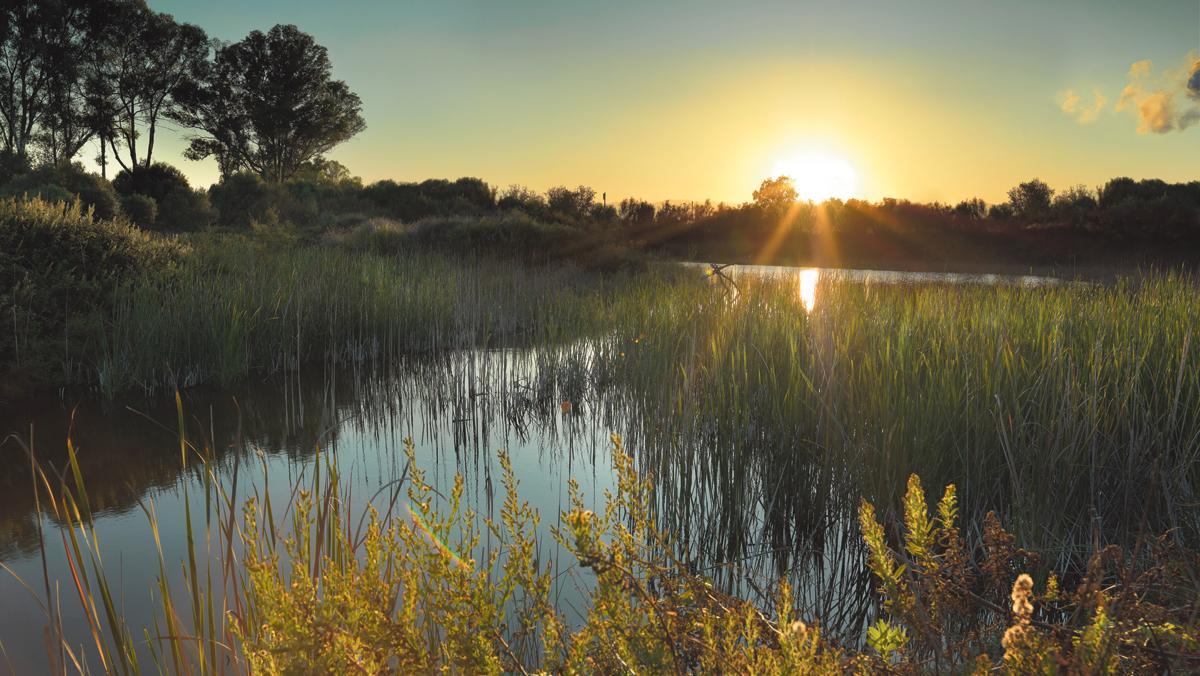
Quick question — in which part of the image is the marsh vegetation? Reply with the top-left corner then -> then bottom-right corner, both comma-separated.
1,1 -> 1198,670
3,208 -> 1199,670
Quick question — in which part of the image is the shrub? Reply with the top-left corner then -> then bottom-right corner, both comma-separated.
362,179 -> 432,221
112,163 -> 191,204
32,435 -> 1198,672
859,475 -> 1200,672
363,177 -> 497,222
0,197 -> 182,390
618,198 -> 656,227
156,188 -> 215,232
209,173 -> 273,230
0,150 -> 31,185
121,193 -> 158,227
404,213 -> 646,270
589,202 -> 618,222
546,185 -> 596,223
498,185 -> 548,218
327,217 -> 411,255
112,164 -> 214,232
1,163 -> 122,220
210,173 -> 338,230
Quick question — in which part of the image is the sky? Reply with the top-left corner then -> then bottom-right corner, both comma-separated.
115,0 -> 1200,204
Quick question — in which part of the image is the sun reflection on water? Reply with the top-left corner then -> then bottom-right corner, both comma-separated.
798,268 -> 819,312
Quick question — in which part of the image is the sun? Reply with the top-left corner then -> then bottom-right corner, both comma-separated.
771,151 -> 858,202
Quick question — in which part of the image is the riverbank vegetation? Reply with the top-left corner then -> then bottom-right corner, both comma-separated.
11,433 -> 1198,672
3,2 -> 1200,671
5,195 -> 1200,552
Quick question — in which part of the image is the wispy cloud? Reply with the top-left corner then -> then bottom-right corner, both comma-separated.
1113,52 -> 1200,134
1187,58 -> 1200,101
1058,88 -> 1106,124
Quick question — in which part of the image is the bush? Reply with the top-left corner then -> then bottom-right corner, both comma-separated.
156,188 -> 215,232
40,437 -> 1196,672
498,185 -> 548,219
210,174 -> 337,230
327,217 -> 411,255
546,185 -> 596,223
404,213 -> 646,270
363,177 -> 497,222
1,163 -> 121,220
209,173 -> 274,230
113,164 -> 214,232
121,193 -> 158,227
0,151 -> 31,185
285,179 -> 342,224
112,163 -> 191,204
0,197 -> 183,391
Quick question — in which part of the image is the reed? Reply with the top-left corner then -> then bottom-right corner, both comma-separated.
84,241 -> 1200,558
9,428 -> 1198,673
90,239 -> 646,395
592,272 -> 1200,560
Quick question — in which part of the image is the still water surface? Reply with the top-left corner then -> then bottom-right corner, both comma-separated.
0,266 -> 1062,669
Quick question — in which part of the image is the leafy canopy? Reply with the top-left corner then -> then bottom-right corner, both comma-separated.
171,24 -> 366,183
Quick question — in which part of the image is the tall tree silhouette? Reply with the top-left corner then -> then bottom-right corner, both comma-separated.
753,176 -> 798,209
1006,178 -> 1054,221
172,24 -> 365,182
92,0 -> 207,171
0,1 -> 94,162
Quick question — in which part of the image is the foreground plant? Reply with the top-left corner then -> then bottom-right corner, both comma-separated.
12,428 -> 1200,673
229,435 -> 860,673
859,475 -> 1200,673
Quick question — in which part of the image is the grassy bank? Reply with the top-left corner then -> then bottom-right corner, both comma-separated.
5,201 -> 1200,671
1,198 -> 652,398
7,207 -> 1197,554
92,235 -> 645,395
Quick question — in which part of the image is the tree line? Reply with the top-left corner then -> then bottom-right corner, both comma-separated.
0,1 -> 363,181
2,1 -> 1197,268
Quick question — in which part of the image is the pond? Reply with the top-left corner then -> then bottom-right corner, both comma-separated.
690,262 -> 1063,311
4,264 -> 1193,671
0,350 -> 634,669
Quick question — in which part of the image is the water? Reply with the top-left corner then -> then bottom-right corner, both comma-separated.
0,350 -> 630,669
691,262 -> 1062,311
0,265 -> 1077,669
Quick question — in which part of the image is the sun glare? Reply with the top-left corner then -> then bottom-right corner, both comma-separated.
772,152 -> 858,202
797,268 -> 819,312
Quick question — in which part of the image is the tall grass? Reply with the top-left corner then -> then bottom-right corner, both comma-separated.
9,425 -> 1199,673
22,236 -> 1198,662
588,272 -> 1200,561
91,240 -> 644,395
81,242 -> 1200,560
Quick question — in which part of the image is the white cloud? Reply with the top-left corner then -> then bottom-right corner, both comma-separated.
1114,52 -> 1200,134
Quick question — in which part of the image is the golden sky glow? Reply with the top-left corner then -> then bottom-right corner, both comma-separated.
772,151 -> 858,202
132,1 -> 1199,205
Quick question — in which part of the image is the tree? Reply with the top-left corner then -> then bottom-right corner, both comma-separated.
113,162 -> 190,203
93,1 -> 208,171
292,158 -> 357,186
31,0 -> 98,165
498,185 -> 546,215
752,176 -> 798,210
656,201 -> 691,226
0,2 -> 51,159
618,198 -> 655,227
171,24 -> 365,182
546,185 -> 596,222
987,203 -> 1015,220
1007,179 -> 1054,221
0,0 -> 97,163
953,198 -> 987,220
